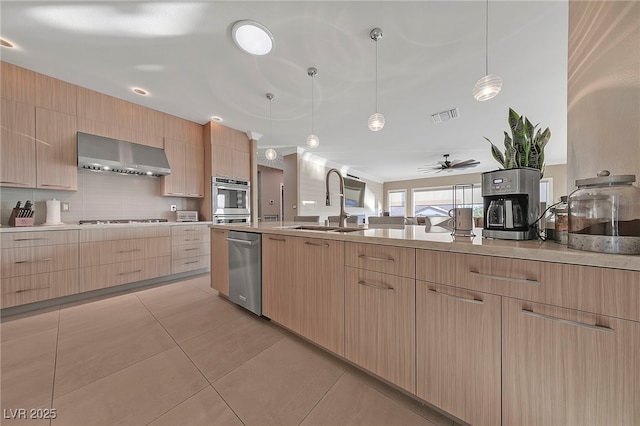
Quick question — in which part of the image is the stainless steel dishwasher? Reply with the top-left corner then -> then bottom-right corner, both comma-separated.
227,231 -> 262,315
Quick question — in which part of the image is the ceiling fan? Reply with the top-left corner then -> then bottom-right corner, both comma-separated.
418,154 -> 480,173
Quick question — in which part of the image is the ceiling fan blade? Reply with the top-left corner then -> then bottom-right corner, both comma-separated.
451,159 -> 480,169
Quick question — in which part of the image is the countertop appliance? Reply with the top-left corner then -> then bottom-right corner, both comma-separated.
227,231 -> 262,315
212,177 -> 250,222
176,211 -> 198,222
482,168 -> 540,240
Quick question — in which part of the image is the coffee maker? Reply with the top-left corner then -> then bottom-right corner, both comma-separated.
482,168 -> 540,240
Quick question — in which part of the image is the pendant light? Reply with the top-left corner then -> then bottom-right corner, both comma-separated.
473,0 -> 502,101
264,93 -> 277,161
306,67 -> 319,148
368,28 -> 385,131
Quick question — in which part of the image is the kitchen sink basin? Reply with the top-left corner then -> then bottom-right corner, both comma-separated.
293,225 -> 362,233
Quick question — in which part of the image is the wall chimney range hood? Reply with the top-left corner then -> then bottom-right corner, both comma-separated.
77,132 -> 171,177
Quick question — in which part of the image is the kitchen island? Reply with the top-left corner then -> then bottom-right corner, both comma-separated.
210,222 -> 640,426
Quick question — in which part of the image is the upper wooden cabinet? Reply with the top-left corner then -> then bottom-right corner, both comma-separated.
35,72 -> 76,115
0,98 -> 36,188
35,108 -> 78,191
162,114 -> 204,197
209,122 -> 251,180
1,62 -> 36,105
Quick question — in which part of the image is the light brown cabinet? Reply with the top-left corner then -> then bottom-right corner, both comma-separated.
162,115 -> 205,197
0,98 -> 36,188
170,224 -> 210,274
210,228 -> 230,296
416,282 -> 501,426
35,107 -> 78,191
502,298 -> 640,426
209,122 -> 251,180
0,230 -> 79,308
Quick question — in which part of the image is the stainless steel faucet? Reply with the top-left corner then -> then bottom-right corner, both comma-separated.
325,168 -> 350,227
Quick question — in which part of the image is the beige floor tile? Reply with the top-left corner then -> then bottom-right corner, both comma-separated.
301,372 -> 437,426
180,313 -> 284,382
151,296 -> 246,343
148,386 -> 242,426
213,337 -> 345,426
0,308 -> 59,344
1,328 -> 57,411
51,346 -> 208,426
0,411 -> 52,426
135,280 -> 218,319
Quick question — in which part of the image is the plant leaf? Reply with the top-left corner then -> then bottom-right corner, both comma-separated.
485,136 -> 505,167
508,108 -> 520,133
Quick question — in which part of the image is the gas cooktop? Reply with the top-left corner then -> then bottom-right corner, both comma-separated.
79,219 -> 168,225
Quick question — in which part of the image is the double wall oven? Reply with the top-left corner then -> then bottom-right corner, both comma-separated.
212,177 -> 251,224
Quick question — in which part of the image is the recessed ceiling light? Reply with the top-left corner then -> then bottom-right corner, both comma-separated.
211,116 -> 223,122
0,38 -> 15,48
133,88 -> 148,96
231,20 -> 274,56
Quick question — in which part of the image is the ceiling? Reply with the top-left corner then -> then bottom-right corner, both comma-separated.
0,1 -> 568,183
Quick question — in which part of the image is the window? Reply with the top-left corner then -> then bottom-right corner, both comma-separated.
413,186 -> 483,217
387,190 -> 406,216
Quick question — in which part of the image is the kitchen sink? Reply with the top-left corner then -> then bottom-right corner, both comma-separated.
292,225 -> 362,233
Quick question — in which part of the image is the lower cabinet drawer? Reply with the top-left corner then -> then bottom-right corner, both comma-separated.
1,244 -> 79,279
171,242 -> 210,260
171,255 -> 210,274
1,269 -> 78,308
78,256 -> 170,292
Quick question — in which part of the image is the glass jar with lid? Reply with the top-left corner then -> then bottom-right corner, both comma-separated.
568,170 -> 640,254
552,196 -> 569,244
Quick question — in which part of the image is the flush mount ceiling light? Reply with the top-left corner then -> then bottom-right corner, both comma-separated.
133,88 -> 148,96
232,20 -> 274,56
473,0 -> 502,101
368,28 -> 385,132
264,93 -> 278,161
211,115 -> 223,122
306,67 -> 320,148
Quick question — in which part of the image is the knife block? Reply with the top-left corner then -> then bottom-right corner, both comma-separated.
8,208 -> 34,227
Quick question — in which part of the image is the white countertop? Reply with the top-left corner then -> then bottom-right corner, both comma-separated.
211,222 -> 640,272
0,221 -> 213,232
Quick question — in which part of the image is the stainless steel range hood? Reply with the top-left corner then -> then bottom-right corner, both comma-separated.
77,132 -> 171,177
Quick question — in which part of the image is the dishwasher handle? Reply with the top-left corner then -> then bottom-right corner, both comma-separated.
227,237 -> 259,246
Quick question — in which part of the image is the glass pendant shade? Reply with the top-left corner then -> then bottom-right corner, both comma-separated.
265,148 -> 277,161
368,112 -> 385,131
306,134 -> 320,148
473,74 -> 502,101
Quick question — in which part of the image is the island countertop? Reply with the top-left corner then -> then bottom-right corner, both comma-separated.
210,222 -> 640,272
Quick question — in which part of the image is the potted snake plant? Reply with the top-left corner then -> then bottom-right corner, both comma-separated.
484,108 -> 551,178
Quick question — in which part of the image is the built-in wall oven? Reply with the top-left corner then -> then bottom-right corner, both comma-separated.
212,177 -> 250,223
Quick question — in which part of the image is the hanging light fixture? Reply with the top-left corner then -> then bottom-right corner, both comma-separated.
473,0 -> 502,101
368,28 -> 385,131
264,93 -> 277,161
306,67 -> 319,148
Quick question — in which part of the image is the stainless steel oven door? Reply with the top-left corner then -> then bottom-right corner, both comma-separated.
212,178 -> 250,216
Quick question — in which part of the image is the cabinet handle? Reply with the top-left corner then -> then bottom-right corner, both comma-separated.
226,237 -> 258,246
358,254 -> 395,263
469,270 -> 540,286
521,309 -> 614,333
15,286 -> 49,293
305,241 -> 330,247
212,230 -> 226,234
117,269 -> 142,276
14,238 -> 48,242
116,249 -> 141,253
40,184 -> 72,189
167,192 -> 185,195
184,238 -> 201,241
1,181 -> 30,186
183,229 -> 200,232
184,260 -> 200,265
358,280 -> 394,291
15,258 -> 52,264
428,288 -> 484,305
185,248 -> 200,251
187,193 -> 202,196
268,237 -> 286,242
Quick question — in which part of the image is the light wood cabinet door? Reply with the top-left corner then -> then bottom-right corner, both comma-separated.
35,108 -> 77,191
261,234 -> 302,334
0,98 -> 36,188
502,298 -> 640,426
299,237 -> 345,356
232,149 -> 250,180
185,137 -> 204,197
1,62 -> 36,104
211,146 -> 233,178
35,73 -> 76,115
416,282 -> 501,426
162,137 -> 186,196
345,267 -> 415,392
210,228 -> 229,296
345,242 -> 415,277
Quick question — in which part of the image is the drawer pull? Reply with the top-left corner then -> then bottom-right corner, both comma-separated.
185,248 -> 200,251
183,229 -> 200,232
469,270 -> 540,286
268,237 -> 286,242
14,238 -> 48,242
184,238 -> 201,241
357,280 -> 394,291
428,288 -> 484,305
15,258 -> 52,264
358,254 -> 395,263
521,309 -> 614,333
117,269 -> 142,276
1,181 -> 29,186
185,260 -> 200,265
40,184 -> 72,189
305,241 -> 330,247
15,286 -> 50,293
116,249 -> 141,253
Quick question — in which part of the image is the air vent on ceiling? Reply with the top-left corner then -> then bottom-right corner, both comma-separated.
431,108 -> 460,124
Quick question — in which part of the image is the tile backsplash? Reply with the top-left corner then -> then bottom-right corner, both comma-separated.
0,170 -> 202,226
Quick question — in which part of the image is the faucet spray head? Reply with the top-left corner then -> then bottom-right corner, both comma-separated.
325,194 -> 331,206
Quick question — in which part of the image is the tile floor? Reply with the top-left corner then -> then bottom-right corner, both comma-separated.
1,274 -> 458,426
